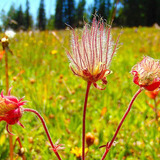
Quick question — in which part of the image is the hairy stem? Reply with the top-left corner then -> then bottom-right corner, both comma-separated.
4,51 -> 9,92
82,82 -> 92,160
14,137 -> 26,160
101,88 -> 142,160
4,49 -> 13,160
24,108 -> 62,160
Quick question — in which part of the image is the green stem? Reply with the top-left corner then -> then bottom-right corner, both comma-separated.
4,49 -> 13,160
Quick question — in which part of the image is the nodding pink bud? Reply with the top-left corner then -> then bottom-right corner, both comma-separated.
3,107 -> 23,125
131,56 -> 160,91
0,88 -> 26,134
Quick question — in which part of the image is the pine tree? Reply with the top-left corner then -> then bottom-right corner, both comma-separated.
64,0 -> 75,26
120,0 -> 147,26
17,5 -> 24,29
119,0 -> 160,26
7,4 -> 18,30
25,0 -> 30,30
98,0 -> 106,18
106,0 -> 111,18
38,0 -> 46,30
156,0 -> 160,25
55,0 -> 65,29
75,0 -> 86,27
92,0 -> 100,15
47,15 -> 55,30
145,0 -> 157,26
91,0 -> 111,20
0,10 -> 8,29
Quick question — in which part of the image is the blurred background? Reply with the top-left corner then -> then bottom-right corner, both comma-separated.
0,0 -> 160,31
0,1 -> 160,160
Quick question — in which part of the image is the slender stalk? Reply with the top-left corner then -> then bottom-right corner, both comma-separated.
101,88 -> 143,160
4,51 -> 9,92
4,49 -> 14,160
82,82 -> 92,160
14,137 -> 26,160
23,108 -> 62,160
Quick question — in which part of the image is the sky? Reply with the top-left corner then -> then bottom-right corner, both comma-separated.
0,0 -> 94,25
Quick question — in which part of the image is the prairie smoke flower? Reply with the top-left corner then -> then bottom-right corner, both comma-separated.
131,56 -> 160,91
0,89 -> 62,159
0,88 -> 26,135
67,17 -> 119,90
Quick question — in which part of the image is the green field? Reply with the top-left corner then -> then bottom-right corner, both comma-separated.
0,27 -> 160,160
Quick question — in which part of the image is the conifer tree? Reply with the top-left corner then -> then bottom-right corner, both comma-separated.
38,0 -> 46,30
98,0 -> 106,18
75,0 -> 86,27
92,0 -> 100,16
145,0 -> 157,26
106,0 -> 111,18
55,0 -> 65,29
7,4 -> 17,30
0,10 -> 8,29
25,0 -> 30,30
91,0 -> 111,20
47,15 -> 55,30
17,5 -> 24,29
64,0 -> 75,27
119,0 -> 160,26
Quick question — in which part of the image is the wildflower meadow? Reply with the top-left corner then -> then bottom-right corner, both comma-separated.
0,23 -> 160,160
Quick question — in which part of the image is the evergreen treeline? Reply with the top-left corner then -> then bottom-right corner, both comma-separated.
118,0 -> 160,27
0,0 -> 160,31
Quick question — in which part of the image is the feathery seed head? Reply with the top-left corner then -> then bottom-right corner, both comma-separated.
131,56 -> 160,91
67,17 -> 119,90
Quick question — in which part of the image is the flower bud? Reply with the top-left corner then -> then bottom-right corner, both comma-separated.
86,132 -> 95,147
0,88 -> 26,134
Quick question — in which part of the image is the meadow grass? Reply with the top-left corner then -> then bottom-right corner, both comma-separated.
0,27 -> 160,160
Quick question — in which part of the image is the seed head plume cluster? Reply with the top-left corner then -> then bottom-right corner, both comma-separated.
67,17 -> 120,90
131,56 -> 160,91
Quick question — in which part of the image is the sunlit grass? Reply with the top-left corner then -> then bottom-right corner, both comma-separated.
0,27 -> 160,160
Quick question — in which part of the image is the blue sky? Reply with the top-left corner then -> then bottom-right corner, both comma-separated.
0,0 -> 94,24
